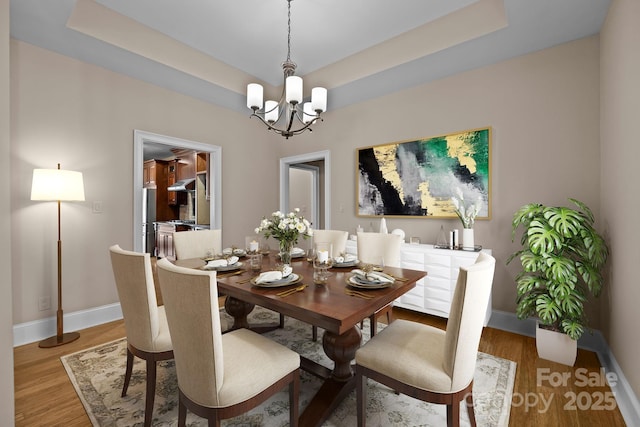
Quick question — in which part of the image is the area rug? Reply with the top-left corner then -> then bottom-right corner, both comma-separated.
62,307 -> 515,426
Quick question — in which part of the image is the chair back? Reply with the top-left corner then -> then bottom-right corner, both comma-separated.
109,245 -> 161,352
444,252 -> 495,391
312,229 -> 349,255
356,232 -> 402,267
156,258 -> 225,406
173,229 -> 222,260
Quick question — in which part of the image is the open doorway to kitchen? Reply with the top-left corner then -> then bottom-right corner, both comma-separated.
280,150 -> 330,230
133,130 -> 222,253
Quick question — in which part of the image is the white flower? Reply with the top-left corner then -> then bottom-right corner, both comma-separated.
451,188 -> 482,229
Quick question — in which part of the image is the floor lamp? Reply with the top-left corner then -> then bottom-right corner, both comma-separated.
31,163 -> 85,348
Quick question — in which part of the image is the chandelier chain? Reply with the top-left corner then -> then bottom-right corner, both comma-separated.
286,0 -> 292,62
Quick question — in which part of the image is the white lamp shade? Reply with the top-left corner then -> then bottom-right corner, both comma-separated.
303,102 -> 315,124
31,168 -> 85,201
285,76 -> 303,104
311,87 -> 327,113
247,83 -> 263,110
265,100 -> 279,123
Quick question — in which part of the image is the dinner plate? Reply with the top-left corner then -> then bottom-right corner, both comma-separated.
277,252 -> 305,259
252,273 -> 303,288
346,276 -> 393,290
332,260 -> 358,268
202,262 -> 243,272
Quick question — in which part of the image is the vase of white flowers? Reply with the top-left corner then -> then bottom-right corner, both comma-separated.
255,208 -> 313,266
450,187 -> 482,248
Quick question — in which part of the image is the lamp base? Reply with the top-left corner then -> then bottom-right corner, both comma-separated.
38,331 -> 80,348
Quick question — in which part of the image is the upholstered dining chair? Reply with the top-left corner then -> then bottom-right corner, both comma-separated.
356,231 -> 402,337
309,229 -> 349,340
108,244 -> 174,427
312,229 -> 349,255
156,258 -> 300,427
355,252 -> 496,427
173,229 -> 222,260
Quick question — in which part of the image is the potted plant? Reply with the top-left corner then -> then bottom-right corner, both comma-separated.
508,198 -> 608,365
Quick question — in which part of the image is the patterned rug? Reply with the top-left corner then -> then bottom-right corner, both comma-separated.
62,307 -> 515,426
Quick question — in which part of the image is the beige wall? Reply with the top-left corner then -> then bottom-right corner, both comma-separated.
1,0 -> 15,423
600,0 -> 640,399
281,36 -> 602,317
10,40 -> 280,324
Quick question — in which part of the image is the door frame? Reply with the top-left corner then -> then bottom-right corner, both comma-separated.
288,163 -> 320,228
279,150 -> 331,229
133,130 -> 222,252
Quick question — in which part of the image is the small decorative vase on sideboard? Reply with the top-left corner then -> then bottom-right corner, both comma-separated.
462,228 -> 474,248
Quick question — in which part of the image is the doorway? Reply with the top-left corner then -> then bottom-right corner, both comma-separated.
132,130 -> 222,252
280,150 -> 330,229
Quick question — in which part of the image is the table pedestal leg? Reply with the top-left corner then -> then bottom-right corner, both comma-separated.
299,325 -> 362,427
223,297 -> 281,334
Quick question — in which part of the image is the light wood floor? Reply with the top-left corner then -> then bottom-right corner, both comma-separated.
14,306 -> 626,426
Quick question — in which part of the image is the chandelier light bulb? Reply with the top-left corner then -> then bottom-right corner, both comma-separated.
247,83 -> 264,110
311,87 -> 327,113
265,100 -> 279,123
285,76 -> 303,104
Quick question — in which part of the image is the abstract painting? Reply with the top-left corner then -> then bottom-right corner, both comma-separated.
357,127 -> 491,218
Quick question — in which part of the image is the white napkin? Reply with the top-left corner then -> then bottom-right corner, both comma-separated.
206,256 -> 239,268
351,269 -> 394,283
334,253 -> 357,264
255,271 -> 283,284
291,247 -> 305,255
222,247 -> 233,255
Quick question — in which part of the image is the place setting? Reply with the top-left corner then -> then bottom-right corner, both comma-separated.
250,264 -> 304,289
346,263 -> 397,290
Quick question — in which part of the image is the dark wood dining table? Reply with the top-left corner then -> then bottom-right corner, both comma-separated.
176,252 -> 426,427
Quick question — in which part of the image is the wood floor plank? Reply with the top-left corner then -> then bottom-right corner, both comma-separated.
14,308 -> 626,426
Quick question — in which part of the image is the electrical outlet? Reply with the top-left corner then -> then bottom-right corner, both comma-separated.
92,201 -> 103,214
38,296 -> 51,311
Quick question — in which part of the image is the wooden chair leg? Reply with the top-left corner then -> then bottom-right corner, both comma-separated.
121,347 -> 134,397
466,390 -> 477,427
312,326 -> 318,341
279,313 -> 285,328
178,396 -> 187,427
447,399 -> 460,427
290,371 -> 300,427
356,371 -> 366,427
144,359 -> 157,427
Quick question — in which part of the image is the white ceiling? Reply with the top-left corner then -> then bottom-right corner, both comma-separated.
11,0 -> 611,114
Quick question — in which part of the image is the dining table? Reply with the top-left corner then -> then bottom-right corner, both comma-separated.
175,251 -> 427,427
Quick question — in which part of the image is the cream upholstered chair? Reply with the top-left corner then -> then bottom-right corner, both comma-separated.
355,252 -> 496,427
173,229 -> 222,260
109,244 -> 173,427
356,232 -> 402,336
156,258 -> 300,427
312,229 -> 349,255
309,229 -> 349,340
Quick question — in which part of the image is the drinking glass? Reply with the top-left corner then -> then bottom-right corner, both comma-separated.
249,253 -> 263,272
313,242 -> 333,284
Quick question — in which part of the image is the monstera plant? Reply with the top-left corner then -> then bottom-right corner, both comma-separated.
508,198 -> 609,341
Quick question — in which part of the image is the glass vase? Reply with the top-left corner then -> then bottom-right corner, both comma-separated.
279,240 -> 293,266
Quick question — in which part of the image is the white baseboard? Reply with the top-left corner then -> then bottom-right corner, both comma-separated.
488,310 -> 640,426
13,303 -> 123,347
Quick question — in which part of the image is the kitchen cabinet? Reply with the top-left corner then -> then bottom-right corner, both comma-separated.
345,240 -> 492,325
143,160 -> 157,188
155,222 -> 191,260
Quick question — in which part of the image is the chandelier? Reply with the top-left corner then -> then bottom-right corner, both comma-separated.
246,0 -> 327,139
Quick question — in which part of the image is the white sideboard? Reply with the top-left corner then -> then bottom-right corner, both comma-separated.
345,240 -> 492,326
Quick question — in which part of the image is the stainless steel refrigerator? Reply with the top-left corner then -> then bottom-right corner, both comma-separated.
142,188 -> 157,255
